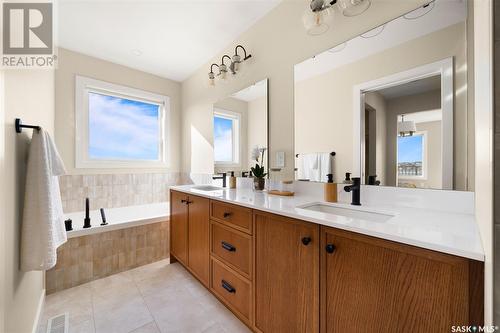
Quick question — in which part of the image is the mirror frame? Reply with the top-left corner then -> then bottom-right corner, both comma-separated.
353,57 -> 454,189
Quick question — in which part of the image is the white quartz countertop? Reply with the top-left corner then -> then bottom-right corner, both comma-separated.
171,185 -> 484,261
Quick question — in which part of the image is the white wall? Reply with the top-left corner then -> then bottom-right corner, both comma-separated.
180,0 -> 429,180
364,92 -> 387,185
3,70 -> 55,333
55,48 -> 182,175
473,0 -> 494,325
247,95 -> 268,170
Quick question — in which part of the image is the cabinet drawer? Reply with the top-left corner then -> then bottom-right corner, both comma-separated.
211,258 -> 251,321
210,201 -> 252,234
211,222 -> 252,277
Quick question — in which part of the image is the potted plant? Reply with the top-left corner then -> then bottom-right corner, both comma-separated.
251,146 -> 267,191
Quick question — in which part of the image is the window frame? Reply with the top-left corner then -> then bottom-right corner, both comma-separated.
397,131 -> 428,181
213,108 -> 241,167
75,75 -> 170,169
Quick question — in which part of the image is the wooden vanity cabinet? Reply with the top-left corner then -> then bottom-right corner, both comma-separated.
170,190 -> 210,286
320,226 -> 484,333
254,211 -> 319,333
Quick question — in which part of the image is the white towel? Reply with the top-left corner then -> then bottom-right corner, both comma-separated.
21,129 -> 67,271
297,153 -> 320,181
318,153 -> 333,183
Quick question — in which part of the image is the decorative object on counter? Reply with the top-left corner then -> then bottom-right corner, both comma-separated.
324,174 -> 337,203
251,146 -> 267,191
99,208 -> 108,226
64,219 -> 73,231
344,177 -> 361,206
213,172 -> 227,187
229,171 -> 236,189
208,44 -> 252,86
343,172 -> 353,184
268,180 -> 295,196
83,197 -> 91,228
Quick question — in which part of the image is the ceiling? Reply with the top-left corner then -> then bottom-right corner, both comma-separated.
295,0 -> 467,82
376,75 -> 441,100
57,0 -> 281,82
401,109 -> 442,124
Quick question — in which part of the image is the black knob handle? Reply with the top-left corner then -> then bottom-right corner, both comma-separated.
186,200 -> 193,204
181,199 -> 187,203
221,280 -> 236,293
223,212 -> 232,218
325,244 -> 336,254
221,241 -> 236,252
301,237 -> 312,246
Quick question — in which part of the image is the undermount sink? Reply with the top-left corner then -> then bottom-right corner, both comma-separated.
191,185 -> 224,192
297,203 -> 395,223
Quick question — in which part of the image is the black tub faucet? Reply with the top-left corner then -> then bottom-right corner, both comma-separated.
83,197 -> 91,228
344,177 -> 361,206
213,172 -> 227,187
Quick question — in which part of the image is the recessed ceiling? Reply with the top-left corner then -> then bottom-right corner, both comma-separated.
376,75 -> 441,100
57,0 -> 281,82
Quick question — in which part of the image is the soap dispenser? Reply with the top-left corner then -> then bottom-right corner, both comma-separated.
324,174 -> 337,203
229,171 -> 236,189
343,172 -> 353,184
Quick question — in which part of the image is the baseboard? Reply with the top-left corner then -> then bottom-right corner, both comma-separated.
32,289 -> 45,333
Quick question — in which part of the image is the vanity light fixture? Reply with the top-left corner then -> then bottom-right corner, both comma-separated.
398,115 -> 417,137
338,0 -> 371,17
208,45 -> 252,86
303,0 -> 336,36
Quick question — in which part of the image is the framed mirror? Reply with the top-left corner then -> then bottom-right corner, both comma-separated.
294,0 -> 470,191
213,79 -> 269,179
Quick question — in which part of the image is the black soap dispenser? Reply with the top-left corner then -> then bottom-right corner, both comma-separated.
343,172 -> 353,184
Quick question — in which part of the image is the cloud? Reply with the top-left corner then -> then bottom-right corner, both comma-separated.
88,92 -> 160,160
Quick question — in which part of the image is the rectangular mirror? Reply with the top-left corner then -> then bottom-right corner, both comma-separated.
213,79 -> 268,178
294,0 -> 470,191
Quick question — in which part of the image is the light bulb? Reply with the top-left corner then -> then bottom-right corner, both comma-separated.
302,6 -> 333,36
208,72 -> 215,87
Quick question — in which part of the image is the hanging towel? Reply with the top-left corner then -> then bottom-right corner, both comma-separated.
297,153 -> 320,181
318,153 -> 333,183
21,129 -> 67,271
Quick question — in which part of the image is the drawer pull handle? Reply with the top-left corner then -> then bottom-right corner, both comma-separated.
221,280 -> 236,293
325,243 -> 336,254
223,212 -> 232,218
221,241 -> 236,252
301,237 -> 312,246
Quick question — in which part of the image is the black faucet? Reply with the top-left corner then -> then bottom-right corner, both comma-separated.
213,172 -> 227,187
344,177 -> 361,206
83,197 -> 91,228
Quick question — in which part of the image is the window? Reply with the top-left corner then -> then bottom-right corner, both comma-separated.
75,76 -> 170,168
397,132 -> 426,178
213,109 -> 240,165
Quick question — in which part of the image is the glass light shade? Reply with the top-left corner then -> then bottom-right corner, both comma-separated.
339,0 -> 371,17
232,54 -> 241,72
398,119 -> 417,137
303,7 -> 333,36
208,72 -> 215,87
218,64 -> 228,80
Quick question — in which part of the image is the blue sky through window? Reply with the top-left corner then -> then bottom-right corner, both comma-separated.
397,135 -> 423,163
88,92 -> 160,160
214,116 -> 233,162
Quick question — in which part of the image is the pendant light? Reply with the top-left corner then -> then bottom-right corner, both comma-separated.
338,0 -> 371,17
398,115 -> 417,137
303,0 -> 336,36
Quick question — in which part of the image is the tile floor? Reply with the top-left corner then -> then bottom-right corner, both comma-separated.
37,260 -> 251,333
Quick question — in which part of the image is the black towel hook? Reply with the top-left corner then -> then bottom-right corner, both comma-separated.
15,118 -> 41,133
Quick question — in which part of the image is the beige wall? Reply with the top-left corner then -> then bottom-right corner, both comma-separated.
247,95 -> 268,170
364,92 -> 387,185
55,48 -> 182,175
213,97 -> 248,173
294,23 -> 469,189
180,0 -> 428,180
3,70 -> 55,333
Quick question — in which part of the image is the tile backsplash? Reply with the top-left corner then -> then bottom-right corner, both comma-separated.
59,172 -> 181,213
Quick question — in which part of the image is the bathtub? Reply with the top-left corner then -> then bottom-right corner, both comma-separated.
64,202 -> 169,238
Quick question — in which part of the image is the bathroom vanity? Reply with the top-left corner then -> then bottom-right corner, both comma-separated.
169,186 -> 484,333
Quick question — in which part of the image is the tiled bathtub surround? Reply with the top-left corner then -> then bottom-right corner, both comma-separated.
59,172 -> 180,213
46,221 -> 169,294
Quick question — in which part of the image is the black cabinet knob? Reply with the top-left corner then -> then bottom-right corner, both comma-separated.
223,212 -> 232,218
181,199 -> 187,203
325,244 -> 336,254
301,237 -> 312,246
